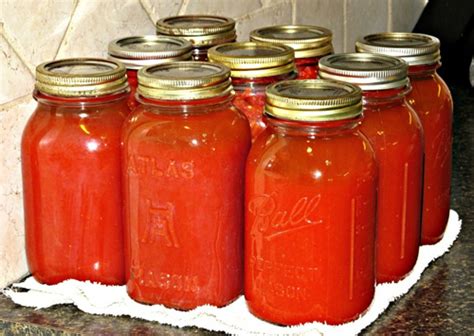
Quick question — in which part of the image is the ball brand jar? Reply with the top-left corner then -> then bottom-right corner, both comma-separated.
319,53 -> 424,283
250,25 -> 333,79
156,15 -> 236,61
356,33 -> 453,245
245,80 -> 377,325
208,42 -> 296,141
21,58 -> 130,285
108,35 -> 192,110
123,62 -> 251,309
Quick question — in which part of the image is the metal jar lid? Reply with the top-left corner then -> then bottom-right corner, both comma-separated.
265,79 -> 362,122
208,42 -> 295,78
137,61 -> 232,100
250,25 -> 333,58
355,32 -> 441,66
108,36 -> 192,69
318,53 -> 409,90
156,15 -> 236,47
35,58 -> 128,97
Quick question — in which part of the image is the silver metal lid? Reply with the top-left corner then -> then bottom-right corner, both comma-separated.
355,32 -> 441,66
108,36 -> 192,69
319,53 -> 409,90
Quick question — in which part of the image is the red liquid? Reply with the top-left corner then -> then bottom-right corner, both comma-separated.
232,74 -> 295,141
21,92 -> 129,285
295,57 -> 320,79
123,95 -> 251,309
407,64 -> 453,244
245,117 -> 377,325
359,88 -> 424,283
126,69 -> 138,111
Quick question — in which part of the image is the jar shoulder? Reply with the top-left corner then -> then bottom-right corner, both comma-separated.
247,129 -> 377,181
22,101 -> 127,150
124,103 -> 251,145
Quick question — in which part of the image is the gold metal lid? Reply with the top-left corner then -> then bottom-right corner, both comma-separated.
355,32 -> 441,66
318,53 -> 409,90
35,58 -> 128,97
137,61 -> 232,100
208,42 -> 295,78
108,36 -> 192,69
265,79 -> 362,122
156,15 -> 236,47
250,25 -> 333,58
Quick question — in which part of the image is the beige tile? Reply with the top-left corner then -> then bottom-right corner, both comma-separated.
0,36 -> 34,105
0,0 -> 76,71
260,0 -> 287,6
390,0 -> 427,32
293,0 -> 344,52
346,0 -> 389,51
236,1 -> 293,42
185,0 -> 262,19
140,0 -> 183,23
0,98 -> 36,287
56,0 -> 155,59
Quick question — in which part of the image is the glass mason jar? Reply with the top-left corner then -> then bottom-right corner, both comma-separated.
21,58 -> 130,285
156,15 -> 236,61
245,80 -> 377,325
123,62 -> 251,309
357,33 -> 453,245
208,42 -> 296,141
320,53 -> 424,283
108,35 -> 192,110
250,25 -> 333,79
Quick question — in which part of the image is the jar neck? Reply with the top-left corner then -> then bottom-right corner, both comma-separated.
265,115 -> 362,138
295,56 -> 324,66
232,72 -> 296,92
33,90 -> 129,107
408,62 -> 440,78
362,86 -> 410,107
136,93 -> 233,115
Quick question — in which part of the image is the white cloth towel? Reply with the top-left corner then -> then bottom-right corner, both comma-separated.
3,210 -> 462,336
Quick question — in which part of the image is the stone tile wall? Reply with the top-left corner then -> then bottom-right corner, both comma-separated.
0,0 -> 426,287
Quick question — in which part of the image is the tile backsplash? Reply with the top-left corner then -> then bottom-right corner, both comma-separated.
0,0 -> 426,287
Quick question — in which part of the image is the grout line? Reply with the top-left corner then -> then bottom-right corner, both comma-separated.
1,29 -> 35,77
139,0 -> 156,24
292,0 -> 297,24
236,0 -> 290,22
178,0 -> 190,15
0,94 -> 33,112
54,0 -> 80,60
387,0 -> 393,31
343,0 -> 348,52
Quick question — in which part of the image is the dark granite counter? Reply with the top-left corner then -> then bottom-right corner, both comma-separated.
1,84 -> 472,335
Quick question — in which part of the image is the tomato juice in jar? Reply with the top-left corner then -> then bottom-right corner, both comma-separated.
319,53 -> 424,283
208,42 -> 296,141
250,25 -> 333,79
156,15 -> 236,61
108,35 -> 192,110
356,33 -> 453,245
245,79 -> 377,325
21,58 -> 130,285
123,62 -> 251,309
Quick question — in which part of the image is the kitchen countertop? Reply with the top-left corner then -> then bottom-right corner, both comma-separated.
1,83 -> 472,335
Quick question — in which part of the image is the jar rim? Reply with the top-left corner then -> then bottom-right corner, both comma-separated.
356,32 -> 441,66
108,36 -> 193,69
319,53 -> 409,90
35,58 -> 129,97
250,25 -> 334,58
137,61 -> 233,100
208,42 -> 295,78
265,79 -> 363,122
